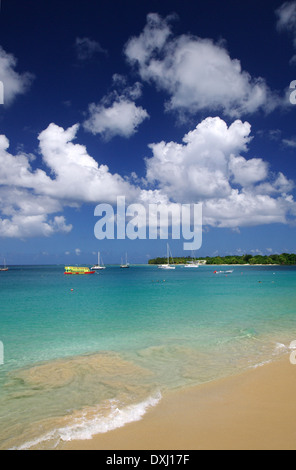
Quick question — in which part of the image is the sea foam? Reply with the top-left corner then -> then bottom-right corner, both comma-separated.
13,392 -> 162,450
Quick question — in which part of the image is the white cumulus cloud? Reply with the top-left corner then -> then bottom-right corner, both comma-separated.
0,117 -> 295,238
229,155 -> 269,187
202,190 -> 293,228
38,123 -> 139,203
125,13 -> 281,118
83,98 -> 149,140
0,123 -> 140,237
83,81 -> 149,140
144,116 -> 296,228
145,117 -> 251,201
0,46 -> 34,106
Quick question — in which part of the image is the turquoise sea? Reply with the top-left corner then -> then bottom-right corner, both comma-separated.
0,264 -> 295,449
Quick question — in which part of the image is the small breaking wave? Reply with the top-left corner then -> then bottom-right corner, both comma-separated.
12,392 -> 162,450
250,341 -> 293,369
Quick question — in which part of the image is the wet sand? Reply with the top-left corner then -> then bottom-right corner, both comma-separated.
62,355 -> 296,450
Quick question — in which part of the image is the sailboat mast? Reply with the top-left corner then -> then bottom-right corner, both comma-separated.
167,243 -> 170,265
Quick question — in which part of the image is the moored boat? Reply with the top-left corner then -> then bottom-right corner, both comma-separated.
0,259 -> 8,272
120,253 -> 130,268
158,244 -> 175,270
184,262 -> 200,268
91,252 -> 106,270
64,266 -> 95,275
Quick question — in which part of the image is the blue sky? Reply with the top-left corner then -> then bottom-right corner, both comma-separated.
1,0 -> 296,264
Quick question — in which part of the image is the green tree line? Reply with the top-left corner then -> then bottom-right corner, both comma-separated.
148,253 -> 296,265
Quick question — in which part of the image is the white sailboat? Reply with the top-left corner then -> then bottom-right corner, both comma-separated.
184,258 -> 200,268
184,262 -> 200,268
91,252 -> 106,270
158,244 -> 175,270
184,251 -> 200,268
0,258 -> 8,272
120,253 -> 130,268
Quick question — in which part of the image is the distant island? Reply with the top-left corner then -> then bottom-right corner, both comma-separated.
148,253 -> 296,266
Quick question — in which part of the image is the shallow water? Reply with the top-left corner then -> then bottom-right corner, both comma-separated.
0,265 -> 295,449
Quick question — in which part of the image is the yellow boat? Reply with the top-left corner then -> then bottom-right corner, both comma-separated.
64,266 -> 95,275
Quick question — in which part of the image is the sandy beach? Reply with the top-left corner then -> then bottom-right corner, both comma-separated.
61,355 -> 296,451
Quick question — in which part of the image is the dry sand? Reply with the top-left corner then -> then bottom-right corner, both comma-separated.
62,355 -> 296,450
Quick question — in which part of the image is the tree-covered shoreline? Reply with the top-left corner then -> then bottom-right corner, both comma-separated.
148,253 -> 296,266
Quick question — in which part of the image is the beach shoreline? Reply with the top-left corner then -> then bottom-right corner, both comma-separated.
60,354 -> 296,451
